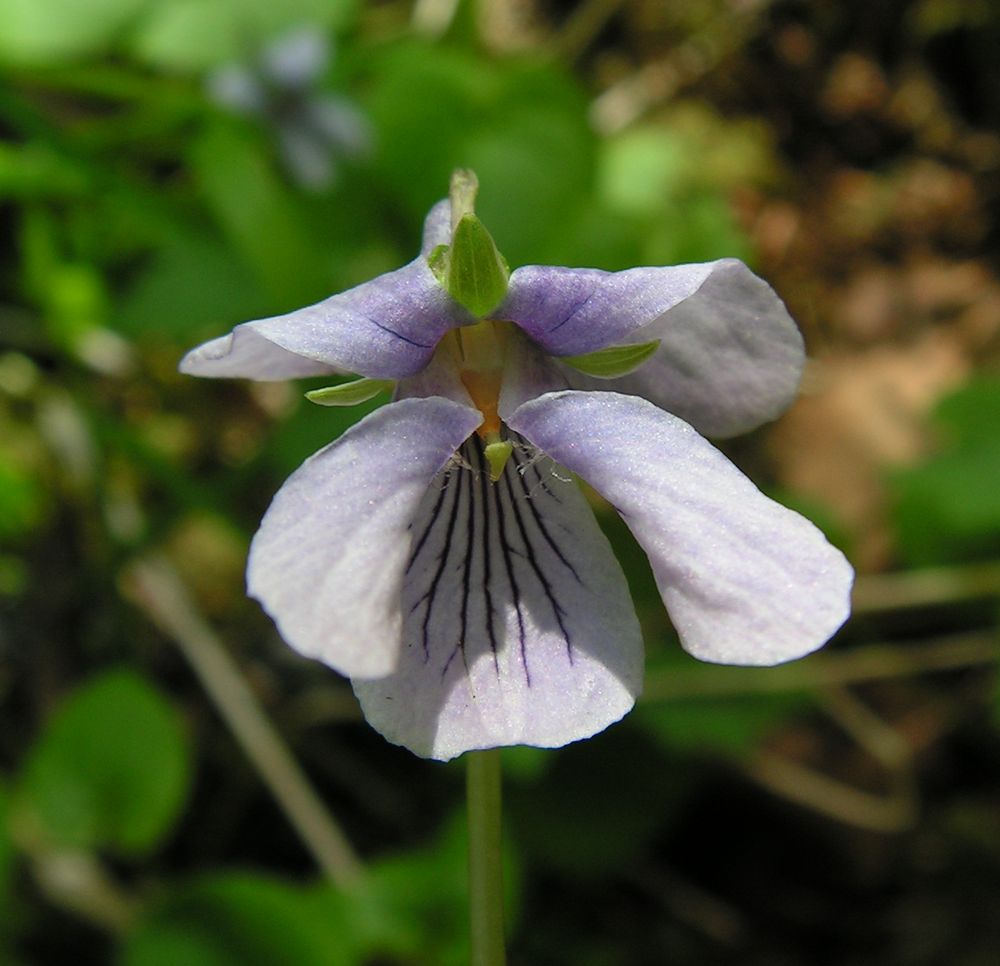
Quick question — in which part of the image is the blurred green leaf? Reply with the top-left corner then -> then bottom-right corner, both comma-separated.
130,0 -> 357,72
636,692 -> 812,756
192,124 -> 330,307
933,376 -> 1000,448
893,445 -> 1000,565
0,780 -> 13,897
266,391 -> 384,477
114,230 -> 265,338
597,117 -> 762,265
366,44 -> 595,265
892,379 -> 1000,565
0,0 -> 148,65
0,456 -> 45,540
0,144 -> 92,200
13,669 -> 190,855
120,873 -> 355,966
507,727 -> 685,880
340,812 -> 517,966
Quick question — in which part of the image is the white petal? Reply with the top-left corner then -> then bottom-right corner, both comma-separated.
247,397 -> 482,677
180,257 -> 470,381
509,391 -> 854,666
354,434 -> 643,761
562,260 -> 805,438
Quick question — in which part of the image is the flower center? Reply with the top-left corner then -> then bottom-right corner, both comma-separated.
445,320 -> 514,481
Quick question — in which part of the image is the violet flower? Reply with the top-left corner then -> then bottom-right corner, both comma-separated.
207,25 -> 370,191
181,173 -> 853,761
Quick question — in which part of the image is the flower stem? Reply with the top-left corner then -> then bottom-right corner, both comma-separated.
467,748 -> 506,966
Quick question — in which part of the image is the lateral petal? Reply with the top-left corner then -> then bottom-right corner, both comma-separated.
562,259 -> 805,438
498,262 -> 714,356
354,434 -> 643,761
247,397 -> 482,678
179,257 -> 472,381
508,391 -> 853,667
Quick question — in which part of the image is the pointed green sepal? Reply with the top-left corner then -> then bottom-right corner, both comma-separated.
560,339 -> 661,379
305,378 -> 394,407
484,439 -> 513,482
427,243 -> 449,285
444,213 -> 510,318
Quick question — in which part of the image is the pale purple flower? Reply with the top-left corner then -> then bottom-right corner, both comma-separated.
207,25 -> 370,191
181,198 -> 853,761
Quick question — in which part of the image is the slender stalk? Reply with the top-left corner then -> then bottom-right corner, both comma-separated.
123,554 -> 363,887
467,749 -> 506,966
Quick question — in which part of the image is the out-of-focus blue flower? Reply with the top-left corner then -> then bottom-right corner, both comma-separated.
207,25 -> 370,191
181,174 -> 853,761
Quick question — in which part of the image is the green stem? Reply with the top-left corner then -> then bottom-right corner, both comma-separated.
467,749 -> 506,966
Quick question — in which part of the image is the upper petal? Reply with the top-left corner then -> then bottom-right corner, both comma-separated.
180,256 -> 472,381
498,261 -> 715,356
562,259 -> 805,438
354,433 -> 643,760
508,390 -> 853,667
247,396 -> 482,677
421,198 -> 451,255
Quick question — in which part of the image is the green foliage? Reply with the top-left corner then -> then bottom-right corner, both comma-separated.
892,378 -> 1000,565
0,456 -> 45,541
12,669 -> 191,856
130,0 -> 357,72
365,44 -> 595,266
0,0 -> 148,66
344,815 -> 480,965
507,727 -> 685,880
120,873 -> 355,966
0,781 -> 13,899
191,125 -> 331,309
596,114 -> 765,265
637,692 -> 812,756
119,816 -> 488,966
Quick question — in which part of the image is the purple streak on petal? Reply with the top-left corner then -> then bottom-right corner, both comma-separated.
180,257 -> 472,381
562,259 -> 806,438
246,397 -> 481,678
498,262 -> 714,356
509,390 -> 854,668
355,432 -> 642,761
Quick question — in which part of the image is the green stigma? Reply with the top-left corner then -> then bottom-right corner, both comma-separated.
484,438 -> 513,482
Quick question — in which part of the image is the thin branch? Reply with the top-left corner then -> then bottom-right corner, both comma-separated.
641,631 -> 998,703
851,561 -> 1000,614
28,851 -> 137,934
746,750 -> 919,833
122,554 -> 363,888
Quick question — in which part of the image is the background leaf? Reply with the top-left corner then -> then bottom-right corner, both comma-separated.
12,669 -> 191,855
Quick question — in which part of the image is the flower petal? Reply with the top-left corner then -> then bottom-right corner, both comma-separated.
354,434 -> 643,761
498,261 -> 715,355
421,198 -> 452,255
496,327 -> 569,420
179,257 -> 472,381
247,397 -> 482,677
562,260 -> 805,438
508,391 -> 853,667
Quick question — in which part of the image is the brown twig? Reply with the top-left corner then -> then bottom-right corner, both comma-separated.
122,555 -> 363,887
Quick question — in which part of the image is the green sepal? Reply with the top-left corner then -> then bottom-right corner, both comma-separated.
444,214 -> 510,318
305,378 -> 394,407
427,244 -> 449,285
560,339 -> 661,378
